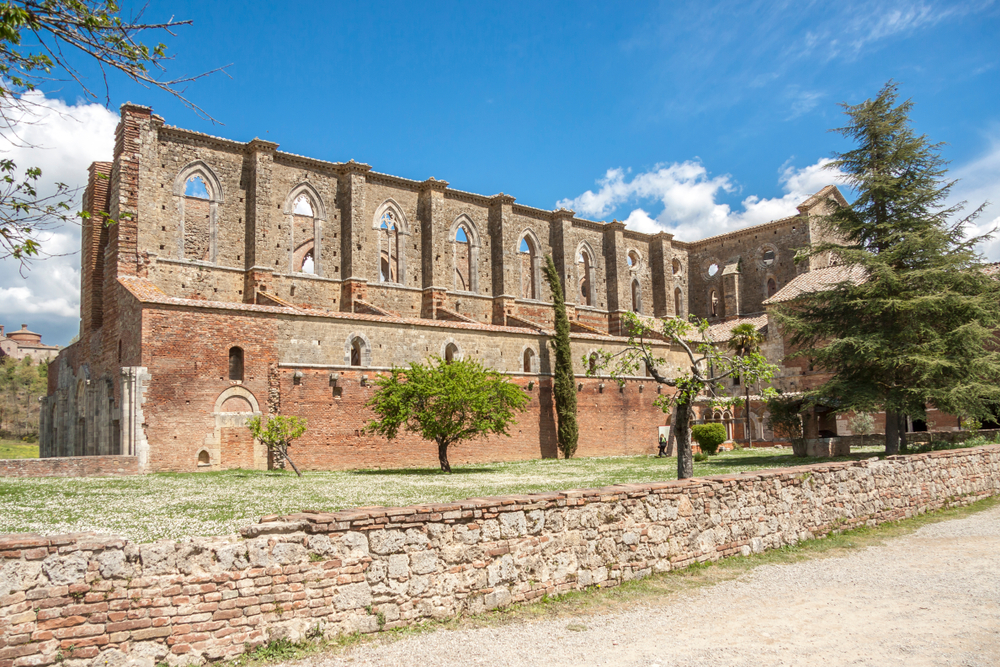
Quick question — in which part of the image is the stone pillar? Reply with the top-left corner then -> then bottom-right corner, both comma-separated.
488,194 -> 517,324
419,177 -> 450,295
243,138 -> 279,302
81,162 -> 113,334
722,262 -> 741,320
603,220 -> 627,334
549,208 -> 575,302
109,104 -> 154,279
649,232 -> 674,318
336,160 -> 372,285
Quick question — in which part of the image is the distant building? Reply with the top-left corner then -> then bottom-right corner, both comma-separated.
0,324 -> 60,363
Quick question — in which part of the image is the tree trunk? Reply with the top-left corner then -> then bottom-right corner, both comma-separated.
885,409 -> 900,455
898,413 -> 907,453
675,400 -> 693,479
279,443 -> 302,477
437,438 -> 452,473
745,384 -> 753,448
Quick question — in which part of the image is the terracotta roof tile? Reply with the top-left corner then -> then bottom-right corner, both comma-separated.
704,314 -> 768,343
762,265 -> 867,305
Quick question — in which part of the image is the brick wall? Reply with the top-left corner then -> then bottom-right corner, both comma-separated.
1,445 -> 997,666
0,456 -> 138,478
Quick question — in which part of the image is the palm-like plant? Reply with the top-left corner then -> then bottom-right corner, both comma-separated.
728,323 -> 766,447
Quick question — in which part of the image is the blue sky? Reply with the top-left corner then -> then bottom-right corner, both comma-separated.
3,0 -> 1000,346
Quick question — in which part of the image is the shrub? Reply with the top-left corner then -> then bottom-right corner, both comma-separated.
691,423 -> 727,455
693,452 -> 709,462
847,412 -> 875,436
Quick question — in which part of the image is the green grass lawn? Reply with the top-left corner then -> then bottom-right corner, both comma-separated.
0,445 -> 894,543
0,438 -> 38,459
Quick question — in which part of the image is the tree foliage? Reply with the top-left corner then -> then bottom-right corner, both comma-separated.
776,81 -> 1000,455
542,254 -> 578,458
0,355 -> 47,439
589,312 -> 778,479
727,322 -> 765,447
0,0 -> 225,264
690,422 -> 726,455
364,357 -> 529,473
246,414 -> 307,477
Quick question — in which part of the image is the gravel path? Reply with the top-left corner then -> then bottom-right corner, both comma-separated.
291,505 -> 1000,667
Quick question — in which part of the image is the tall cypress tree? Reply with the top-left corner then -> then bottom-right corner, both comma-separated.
543,254 -> 579,458
777,81 -> 1000,455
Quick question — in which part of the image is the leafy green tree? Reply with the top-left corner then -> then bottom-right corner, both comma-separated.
0,0 -> 224,264
589,312 -> 777,479
364,357 -> 529,472
727,322 -> 765,448
777,81 -> 1000,455
690,422 -> 726,455
0,356 -> 47,439
542,254 -> 579,458
247,415 -> 307,477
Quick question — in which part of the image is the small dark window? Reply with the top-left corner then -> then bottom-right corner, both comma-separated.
523,348 -> 535,373
767,278 -> 777,297
229,347 -> 244,381
445,343 -> 458,363
350,338 -> 362,367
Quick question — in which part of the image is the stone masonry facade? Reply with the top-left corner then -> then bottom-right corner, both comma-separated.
1,444 -> 997,666
38,104 -> 847,472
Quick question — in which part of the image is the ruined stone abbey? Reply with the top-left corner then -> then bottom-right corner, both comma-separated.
40,104 -> 867,472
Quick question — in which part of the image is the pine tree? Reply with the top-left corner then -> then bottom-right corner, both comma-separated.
777,81 -> 1000,455
543,255 -> 579,458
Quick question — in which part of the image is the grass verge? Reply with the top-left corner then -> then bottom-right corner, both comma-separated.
0,438 -> 38,459
225,493 -> 1000,667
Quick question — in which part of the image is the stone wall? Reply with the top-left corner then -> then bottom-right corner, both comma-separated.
1,445 -> 997,666
0,456 -> 138,478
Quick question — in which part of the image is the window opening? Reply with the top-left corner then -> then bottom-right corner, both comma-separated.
672,258 -> 681,275
301,251 -> 315,274
198,450 -> 210,465
523,348 -> 535,373
445,343 -> 458,363
767,278 -> 777,298
577,249 -> 593,306
229,347 -> 244,382
627,250 -> 640,269
454,225 -> 471,292
708,263 -> 719,277
519,235 -> 538,300
710,290 -> 719,317
184,175 -> 209,199
292,195 -> 317,274
674,287 -> 683,317
183,174 -> 212,261
379,210 -> 399,282
350,338 -> 362,367
762,249 -> 775,266
631,279 -> 641,313
293,196 -> 313,216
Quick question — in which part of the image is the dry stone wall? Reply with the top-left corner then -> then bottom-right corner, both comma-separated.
2,445 -> 998,667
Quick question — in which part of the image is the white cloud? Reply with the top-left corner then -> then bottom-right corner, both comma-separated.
558,157 -> 848,242
951,133 -> 1000,262
0,91 -> 118,345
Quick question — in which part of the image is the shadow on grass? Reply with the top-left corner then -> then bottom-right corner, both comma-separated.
349,467 -> 499,476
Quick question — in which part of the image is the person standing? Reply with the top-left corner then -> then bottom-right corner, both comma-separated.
657,433 -> 668,457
